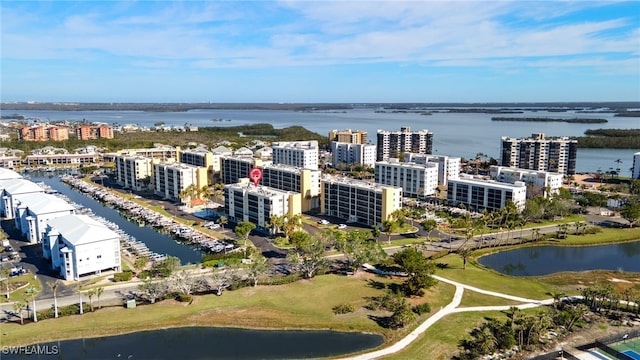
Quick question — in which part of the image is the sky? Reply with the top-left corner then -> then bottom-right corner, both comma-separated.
1,1 -> 639,103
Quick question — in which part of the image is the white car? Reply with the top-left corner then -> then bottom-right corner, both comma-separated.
337,224 -> 347,229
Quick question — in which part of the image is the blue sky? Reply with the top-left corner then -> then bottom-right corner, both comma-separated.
1,1 -> 639,103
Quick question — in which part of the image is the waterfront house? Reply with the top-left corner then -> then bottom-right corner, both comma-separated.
14,193 -> 76,244
0,178 -> 44,219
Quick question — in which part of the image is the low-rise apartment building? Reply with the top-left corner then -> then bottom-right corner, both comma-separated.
320,176 -> 402,227
0,178 -> 45,219
375,159 -> 439,198
14,193 -> 76,244
43,214 -> 121,281
75,124 -> 114,140
446,175 -> 527,212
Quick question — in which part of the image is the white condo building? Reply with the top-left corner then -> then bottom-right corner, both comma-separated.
331,142 -> 376,168
0,178 -> 45,219
403,153 -> 461,186
115,155 -> 154,192
272,141 -> 319,170
14,193 -> 76,244
44,214 -> 121,281
377,127 -> 433,162
489,165 -> 563,196
633,152 -> 640,180
447,175 -> 527,212
320,176 -> 402,227
224,181 -> 302,233
375,159 -> 439,198
153,162 -> 208,202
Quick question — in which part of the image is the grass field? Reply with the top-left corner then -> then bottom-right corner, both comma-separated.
0,273 -> 456,349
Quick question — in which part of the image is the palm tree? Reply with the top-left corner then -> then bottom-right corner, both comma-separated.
457,246 -> 473,269
13,300 -> 27,325
87,288 -> 96,311
531,228 -> 541,242
47,280 -> 61,318
96,287 -> 104,309
382,219 -> 397,245
217,216 -> 228,231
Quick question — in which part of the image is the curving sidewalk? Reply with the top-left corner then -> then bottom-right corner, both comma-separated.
339,275 -> 554,360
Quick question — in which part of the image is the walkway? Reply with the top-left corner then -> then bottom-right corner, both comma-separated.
340,274 -> 555,360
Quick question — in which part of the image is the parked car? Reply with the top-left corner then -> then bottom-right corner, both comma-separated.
1,256 -> 9,262
338,224 -> 347,229
317,220 -> 330,225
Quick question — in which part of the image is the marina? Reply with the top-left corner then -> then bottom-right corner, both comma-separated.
59,175 -> 236,260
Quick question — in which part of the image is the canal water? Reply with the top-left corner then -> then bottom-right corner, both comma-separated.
2,326 -> 384,360
25,172 -> 203,265
478,240 -> 640,276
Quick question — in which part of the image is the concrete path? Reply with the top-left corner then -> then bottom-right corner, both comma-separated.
339,274 -> 555,360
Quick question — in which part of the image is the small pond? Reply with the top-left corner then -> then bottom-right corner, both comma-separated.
2,327 -> 384,360
477,240 -> 640,276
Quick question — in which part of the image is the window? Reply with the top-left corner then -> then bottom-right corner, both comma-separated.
97,255 -> 102,259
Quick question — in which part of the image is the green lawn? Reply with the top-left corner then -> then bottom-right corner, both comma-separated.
457,289 -> 524,308
1,273 -> 454,348
434,254 -> 556,300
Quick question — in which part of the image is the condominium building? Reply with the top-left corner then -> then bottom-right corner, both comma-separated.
44,214 -> 121,281
0,157 -> 21,169
375,159 -> 439,198
211,146 -> 234,180
0,178 -> 45,219
118,145 -> 179,162
262,163 -> 321,212
179,147 -> 215,184
75,124 -> 114,140
272,141 -> 319,170
500,133 -> 577,175
14,193 -> 76,244
153,162 -> 208,202
17,125 -> 69,142
403,153 -> 461,186
376,127 -> 433,161
320,176 -> 402,227
221,156 -> 264,184
331,142 -> 376,168
329,129 -> 368,144
446,175 -> 527,212
24,153 -> 100,167
633,152 -> 640,180
224,181 -> 302,233
115,155 -> 154,192
489,165 -> 563,196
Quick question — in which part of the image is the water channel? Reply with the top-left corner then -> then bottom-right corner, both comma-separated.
2,327 -> 384,360
25,172 -> 203,265
477,240 -> 640,276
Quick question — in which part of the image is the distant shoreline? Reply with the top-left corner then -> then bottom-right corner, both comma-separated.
492,117 -> 608,124
1,101 -> 638,113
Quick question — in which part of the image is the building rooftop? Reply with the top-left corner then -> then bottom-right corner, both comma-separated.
16,193 -> 75,215
47,214 -> 119,245
0,168 -> 22,181
322,175 -> 402,191
0,178 -> 44,195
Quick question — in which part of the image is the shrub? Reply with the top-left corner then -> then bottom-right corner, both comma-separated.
113,271 -> 133,282
332,303 -> 355,315
412,302 -> 431,315
175,293 -> 193,303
